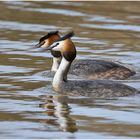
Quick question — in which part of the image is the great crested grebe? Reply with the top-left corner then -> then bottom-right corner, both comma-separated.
45,32 -> 138,98
35,31 -> 135,80
34,31 -> 62,72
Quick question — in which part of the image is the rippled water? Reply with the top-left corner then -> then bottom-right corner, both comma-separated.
0,1 -> 140,139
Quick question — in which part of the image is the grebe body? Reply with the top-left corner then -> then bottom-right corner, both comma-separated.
70,59 -> 135,80
35,31 -> 135,80
46,32 -> 137,98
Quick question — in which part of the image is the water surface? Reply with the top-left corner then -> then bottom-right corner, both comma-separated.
0,1 -> 140,139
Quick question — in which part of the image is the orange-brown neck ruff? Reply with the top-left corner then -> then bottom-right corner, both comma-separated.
39,31 -> 59,43
47,34 -> 61,58
62,39 -> 76,62
46,34 -> 60,46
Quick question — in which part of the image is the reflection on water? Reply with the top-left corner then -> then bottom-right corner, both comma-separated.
0,1 -> 140,139
40,95 -> 78,133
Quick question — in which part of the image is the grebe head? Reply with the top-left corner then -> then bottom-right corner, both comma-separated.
47,31 -> 76,62
34,31 -> 62,72
34,31 -> 60,49
47,31 -> 76,89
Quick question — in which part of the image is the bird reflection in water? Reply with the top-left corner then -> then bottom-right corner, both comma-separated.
39,95 -> 78,133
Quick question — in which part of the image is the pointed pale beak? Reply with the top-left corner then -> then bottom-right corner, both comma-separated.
37,47 -> 48,52
34,41 -> 45,49
28,42 -> 47,52
47,43 -> 58,50
36,44 -> 55,52
27,43 -> 42,51
34,43 -> 42,48
46,45 -> 54,50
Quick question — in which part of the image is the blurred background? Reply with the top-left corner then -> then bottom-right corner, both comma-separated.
0,1 -> 140,139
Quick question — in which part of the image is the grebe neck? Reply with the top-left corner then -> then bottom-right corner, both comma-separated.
51,57 -> 62,72
52,57 -> 71,91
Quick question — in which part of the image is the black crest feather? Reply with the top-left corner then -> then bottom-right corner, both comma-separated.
39,31 -> 59,43
57,31 -> 74,42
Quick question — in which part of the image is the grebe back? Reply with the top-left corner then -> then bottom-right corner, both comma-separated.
46,32 -> 137,98
35,31 -> 135,80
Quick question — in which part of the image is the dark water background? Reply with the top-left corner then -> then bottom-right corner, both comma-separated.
0,1 -> 140,139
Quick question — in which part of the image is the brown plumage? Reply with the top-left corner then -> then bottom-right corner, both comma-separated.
62,39 -> 76,62
46,32 -> 138,98
70,60 -> 135,80
34,31 -> 136,80
44,34 -> 60,46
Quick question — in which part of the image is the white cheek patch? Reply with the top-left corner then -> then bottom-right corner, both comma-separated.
52,42 -> 63,51
41,41 -> 49,48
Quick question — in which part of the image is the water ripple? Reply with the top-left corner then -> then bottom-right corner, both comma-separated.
0,65 -> 34,74
0,20 -> 63,32
84,15 -> 126,23
80,23 -> 140,32
26,8 -> 85,17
